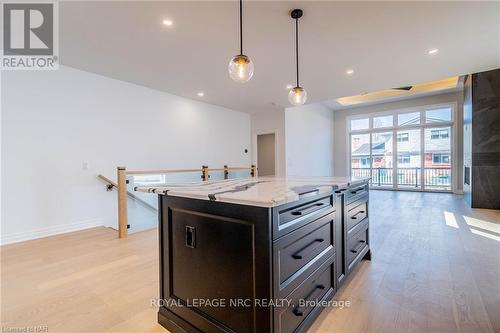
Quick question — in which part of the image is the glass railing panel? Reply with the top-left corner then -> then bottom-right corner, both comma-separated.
124,170 -> 254,233
127,196 -> 157,233
229,170 -> 252,179
209,171 -> 225,181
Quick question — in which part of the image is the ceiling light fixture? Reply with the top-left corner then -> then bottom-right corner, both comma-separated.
286,84 -> 293,89
197,92 -> 204,97
228,0 -> 254,83
162,19 -> 173,26
288,9 -> 307,106
346,69 -> 354,75
428,48 -> 439,55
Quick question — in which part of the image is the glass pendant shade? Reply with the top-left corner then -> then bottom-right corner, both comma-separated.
228,54 -> 254,83
288,86 -> 307,106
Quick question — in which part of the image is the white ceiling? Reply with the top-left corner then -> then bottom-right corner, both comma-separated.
59,1 -> 500,114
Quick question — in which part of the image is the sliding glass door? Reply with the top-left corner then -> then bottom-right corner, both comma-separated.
396,129 -> 421,188
349,105 -> 453,192
350,133 -> 371,179
424,127 -> 452,190
371,132 -> 393,187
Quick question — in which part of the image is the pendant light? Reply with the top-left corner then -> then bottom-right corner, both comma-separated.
288,9 -> 307,106
228,0 -> 254,83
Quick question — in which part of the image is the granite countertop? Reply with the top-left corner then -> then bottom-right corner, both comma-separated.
135,176 -> 369,208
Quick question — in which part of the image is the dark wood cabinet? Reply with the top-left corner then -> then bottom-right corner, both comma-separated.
157,180 -> 370,333
463,69 -> 500,209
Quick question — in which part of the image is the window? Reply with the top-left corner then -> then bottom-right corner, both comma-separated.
351,133 -> 370,170
433,153 -> 450,164
398,153 -> 411,164
430,129 -> 449,139
349,104 -> 454,191
397,132 -> 409,142
373,115 -> 393,128
350,118 -> 369,131
360,158 -> 370,167
426,107 -> 452,123
398,112 -> 420,126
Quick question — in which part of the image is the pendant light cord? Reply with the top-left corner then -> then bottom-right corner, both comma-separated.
240,0 -> 243,55
295,18 -> 299,87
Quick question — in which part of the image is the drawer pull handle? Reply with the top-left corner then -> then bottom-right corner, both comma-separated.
350,187 -> 366,195
335,188 -> 347,194
292,238 -> 325,259
185,226 -> 196,248
292,284 -> 326,317
350,210 -> 365,220
350,240 -> 366,254
291,202 -> 325,216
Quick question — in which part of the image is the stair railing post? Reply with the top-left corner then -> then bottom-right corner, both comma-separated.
117,166 -> 128,238
251,165 -> 256,177
202,165 -> 209,181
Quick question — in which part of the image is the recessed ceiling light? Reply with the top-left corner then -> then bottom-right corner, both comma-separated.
346,69 -> 354,75
428,48 -> 439,55
162,19 -> 173,27
197,92 -> 204,97
286,84 -> 294,89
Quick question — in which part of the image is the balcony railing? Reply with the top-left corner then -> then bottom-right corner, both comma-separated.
352,167 -> 451,190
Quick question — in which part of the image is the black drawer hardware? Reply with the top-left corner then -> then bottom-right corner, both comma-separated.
350,240 -> 366,254
291,202 -> 325,216
292,284 -> 326,316
350,188 -> 364,195
335,188 -> 347,194
350,210 -> 365,220
185,226 -> 196,248
292,238 -> 325,259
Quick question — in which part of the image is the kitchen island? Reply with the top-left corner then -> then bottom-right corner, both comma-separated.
136,177 -> 371,333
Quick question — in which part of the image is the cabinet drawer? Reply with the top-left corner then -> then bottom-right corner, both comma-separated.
273,194 -> 334,239
346,223 -> 369,272
346,199 -> 368,236
273,213 -> 335,299
346,183 -> 368,205
274,259 -> 335,333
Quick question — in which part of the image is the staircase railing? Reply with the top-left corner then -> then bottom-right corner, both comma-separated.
97,174 -> 157,211
101,165 -> 256,238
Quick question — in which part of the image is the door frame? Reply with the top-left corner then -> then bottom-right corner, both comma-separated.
253,131 -> 278,177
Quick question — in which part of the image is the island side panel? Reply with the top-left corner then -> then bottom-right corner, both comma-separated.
158,195 -> 273,333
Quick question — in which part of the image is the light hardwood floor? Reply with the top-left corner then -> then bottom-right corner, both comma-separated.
1,191 -> 499,333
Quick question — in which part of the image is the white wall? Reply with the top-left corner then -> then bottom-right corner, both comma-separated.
333,91 -> 463,192
1,65 -> 251,244
251,110 -> 286,176
285,104 -> 334,176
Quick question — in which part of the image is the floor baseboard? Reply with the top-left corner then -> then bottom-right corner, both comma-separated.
0,218 -> 103,246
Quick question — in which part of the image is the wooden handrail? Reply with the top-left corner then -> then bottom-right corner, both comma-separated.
98,174 -> 157,213
126,166 -> 253,175
126,168 -> 201,175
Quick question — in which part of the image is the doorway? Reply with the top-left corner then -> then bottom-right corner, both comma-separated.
257,133 -> 276,176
